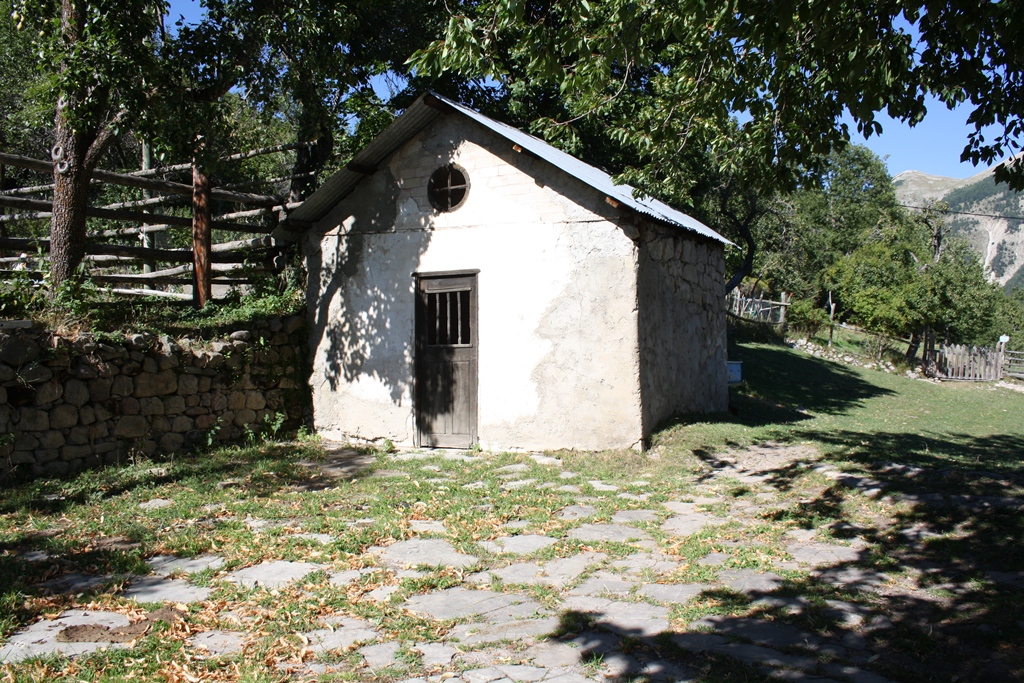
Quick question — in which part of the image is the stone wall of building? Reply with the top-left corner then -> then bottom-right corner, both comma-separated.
0,315 -> 309,480
636,220 -> 729,435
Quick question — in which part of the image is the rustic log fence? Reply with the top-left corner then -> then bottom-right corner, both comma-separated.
935,343 -> 1006,382
0,143 -> 311,307
726,292 -> 790,325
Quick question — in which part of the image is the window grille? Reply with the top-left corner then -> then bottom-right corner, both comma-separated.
427,164 -> 470,211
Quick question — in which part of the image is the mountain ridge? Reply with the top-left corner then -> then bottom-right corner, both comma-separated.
893,156 -> 1024,291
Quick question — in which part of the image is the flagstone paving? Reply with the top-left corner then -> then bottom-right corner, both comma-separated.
122,576 -> 213,604
370,538 -> 480,569
8,444 -> 1014,683
479,534 -> 558,555
189,630 -> 247,657
225,560 -> 327,589
147,553 -> 225,576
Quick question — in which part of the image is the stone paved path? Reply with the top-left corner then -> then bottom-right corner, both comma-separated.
6,442 -> 1008,683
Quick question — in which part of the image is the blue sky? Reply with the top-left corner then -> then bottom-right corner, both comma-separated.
166,0 -> 1003,181
847,98 -> 1003,180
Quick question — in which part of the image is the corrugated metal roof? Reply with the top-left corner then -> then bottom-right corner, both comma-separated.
293,92 -> 732,246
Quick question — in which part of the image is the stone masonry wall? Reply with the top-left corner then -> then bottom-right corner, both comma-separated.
636,219 -> 729,436
0,315 -> 309,480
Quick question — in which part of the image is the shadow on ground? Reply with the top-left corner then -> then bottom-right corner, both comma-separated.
692,447 -> 1024,681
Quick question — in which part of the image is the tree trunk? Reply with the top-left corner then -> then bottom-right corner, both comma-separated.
0,163 -> 7,257
906,329 -> 922,361
192,165 -> 212,307
48,0 -> 94,289
724,217 -> 756,294
49,116 -> 91,287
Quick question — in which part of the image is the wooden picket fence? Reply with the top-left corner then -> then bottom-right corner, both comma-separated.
936,343 -> 1005,381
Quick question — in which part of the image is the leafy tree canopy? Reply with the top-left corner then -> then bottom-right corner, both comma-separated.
4,0 -> 439,284
411,0 -> 1024,193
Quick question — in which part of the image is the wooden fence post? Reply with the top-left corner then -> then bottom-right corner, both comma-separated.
192,165 -> 212,307
141,142 -> 155,273
0,163 -> 6,258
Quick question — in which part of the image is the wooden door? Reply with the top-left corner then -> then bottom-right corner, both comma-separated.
415,273 -> 478,448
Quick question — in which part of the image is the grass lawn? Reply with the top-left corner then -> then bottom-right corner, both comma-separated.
662,343 -> 1024,492
0,341 -> 1021,683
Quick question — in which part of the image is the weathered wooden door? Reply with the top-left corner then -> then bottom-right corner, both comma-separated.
415,273 -> 478,448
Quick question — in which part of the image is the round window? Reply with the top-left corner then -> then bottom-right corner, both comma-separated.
427,164 -> 470,212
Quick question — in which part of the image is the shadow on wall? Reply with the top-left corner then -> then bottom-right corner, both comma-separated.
304,150 -> 461,422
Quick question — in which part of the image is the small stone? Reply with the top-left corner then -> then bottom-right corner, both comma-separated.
404,587 -> 544,622
478,535 -> 557,555
189,630 -> 246,656
568,523 -> 651,543
410,520 -> 447,534
501,478 -> 536,491
122,577 -> 212,604
610,509 -> 659,524
225,560 -> 325,589
567,572 -> 633,597
495,463 -> 530,474
34,380 -> 63,405
134,370 -> 178,398
0,609 -> 129,663
147,554 -> 224,576
638,583 -> 705,604
359,641 -> 402,669
369,539 -> 479,569
18,364 -> 52,384
50,404 -> 79,429
698,552 -> 730,566
139,498 -> 174,510
449,617 -> 560,646
329,570 -> 361,587
17,408 -> 48,431
480,552 -> 607,589
414,642 -> 459,669
562,596 -> 669,636
787,542 -> 862,567
114,415 -> 149,439
365,585 -> 400,602
525,641 -> 581,668
557,505 -> 596,521
719,569 -> 785,594
661,512 -> 728,536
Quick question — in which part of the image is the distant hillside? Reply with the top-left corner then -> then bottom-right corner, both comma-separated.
894,159 -> 1024,292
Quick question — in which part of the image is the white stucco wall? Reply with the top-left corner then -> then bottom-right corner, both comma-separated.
304,116 -> 645,451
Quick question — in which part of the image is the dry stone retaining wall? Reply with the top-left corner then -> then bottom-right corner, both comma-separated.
0,315 -> 309,480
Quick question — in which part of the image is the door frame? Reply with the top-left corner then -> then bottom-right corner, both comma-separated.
413,269 -> 479,448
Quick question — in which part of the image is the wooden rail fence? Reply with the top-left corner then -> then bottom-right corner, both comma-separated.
1005,350 -> 1024,379
727,292 -> 790,325
0,144 -> 310,306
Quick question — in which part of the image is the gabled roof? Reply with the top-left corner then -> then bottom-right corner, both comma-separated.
290,92 -> 731,246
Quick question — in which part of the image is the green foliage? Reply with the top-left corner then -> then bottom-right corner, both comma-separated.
787,298 -> 830,336
0,0 -> 48,160
411,0 -> 1024,192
